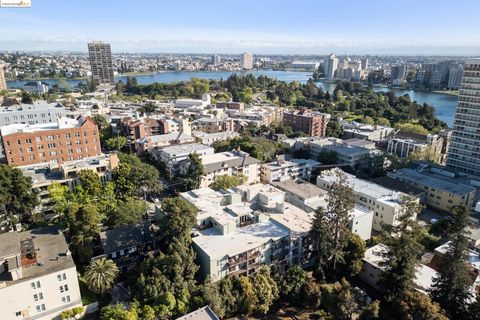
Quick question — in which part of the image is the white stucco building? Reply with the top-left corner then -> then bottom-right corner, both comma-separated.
317,169 -> 418,231
0,227 -> 82,320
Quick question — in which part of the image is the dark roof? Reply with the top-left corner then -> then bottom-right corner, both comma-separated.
176,306 -> 220,320
100,222 -> 153,254
372,176 -> 425,196
203,155 -> 261,173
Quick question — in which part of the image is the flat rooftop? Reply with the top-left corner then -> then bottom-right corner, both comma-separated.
264,158 -> 320,171
193,220 -> 289,259
159,143 -> 214,156
269,204 -> 313,234
0,101 -> 64,113
139,132 -> 193,144
272,179 -> 327,200
389,168 -> 476,196
318,169 -> 405,206
1,117 -> 81,136
364,243 -> 437,294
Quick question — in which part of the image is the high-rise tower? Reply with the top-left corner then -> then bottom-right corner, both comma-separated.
88,42 -> 115,86
446,58 -> 480,176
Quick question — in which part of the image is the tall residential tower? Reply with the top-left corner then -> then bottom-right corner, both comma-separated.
88,42 -> 115,87
446,58 -> 480,176
240,52 -> 253,70
0,62 -> 7,91
324,54 -> 338,80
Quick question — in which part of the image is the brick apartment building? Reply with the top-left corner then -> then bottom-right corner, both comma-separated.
283,110 -> 331,137
1,117 -> 101,166
118,117 -> 176,141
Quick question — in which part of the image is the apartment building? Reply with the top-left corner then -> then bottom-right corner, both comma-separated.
191,117 -> 226,133
283,110 -> 331,137
388,166 -> 476,212
192,130 -> 239,146
1,117 -> 101,166
88,42 -> 114,86
94,222 -> 153,272
447,58 -> 480,176
181,184 -> 312,281
360,244 -> 437,295
309,138 -> 372,168
317,168 -> 417,231
181,149 -> 261,188
135,132 -> 195,154
151,143 -> 214,174
272,179 -> 373,240
20,153 -> 119,217
0,101 -> 66,127
216,102 -> 244,111
387,130 -> 448,161
119,117 -> 178,141
260,156 -> 320,183
0,226 -> 82,320
226,105 -> 283,129
240,52 -> 253,70
342,122 -> 394,141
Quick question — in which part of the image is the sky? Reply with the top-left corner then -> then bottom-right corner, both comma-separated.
0,0 -> 479,55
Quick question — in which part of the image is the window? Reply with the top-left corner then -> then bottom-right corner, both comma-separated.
34,292 -> 44,301
60,286 -> 64,293
60,284 -> 69,293
57,274 -> 62,281
41,304 -> 46,311
15,311 -> 21,317
62,295 -> 71,303
62,273 -> 66,280
31,281 -> 41,289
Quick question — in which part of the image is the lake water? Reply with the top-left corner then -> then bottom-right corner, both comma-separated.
7,70 -> 457,126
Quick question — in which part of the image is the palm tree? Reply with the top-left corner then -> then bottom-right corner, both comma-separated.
84,258 -> 119,294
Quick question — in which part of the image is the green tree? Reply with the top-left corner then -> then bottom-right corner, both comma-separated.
251,267 -> 279,314
92,114 -> 109,130
337,232 -> 366,278
379,196 -> 424,304
84,258 -> 119,294
100,303 -> 138,320
77,169 -> 103,199
158,197 -> 197,245
396,290 -> 448,320
310,171 -> 356,281
239,87 -> 253,103
326,120 -> 343,138
115,153 -> 162,198
21,91 -> 33,104
200,278 -> 226,318
107,197 -> 146,227
47,183 -> 70,217
180,153 -> 205,190
235,276 -> 258,316
359,300 -> 380,320
67,203 -> 100,264
430,206 -> 473,318
106,136 -> 128,151
276,265 -> 307,305
0,165 -> 38,229
209,174 -> 246,190
321,279 -> 357,320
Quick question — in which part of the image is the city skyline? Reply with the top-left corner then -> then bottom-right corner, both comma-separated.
0,0 -> 479,55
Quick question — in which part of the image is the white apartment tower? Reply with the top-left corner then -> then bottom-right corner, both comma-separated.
447,58 -> 480,176
241,52 -> 253,70
324,54 -> 338,80
88,42 -> 115,86
0,62 -> 7,91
